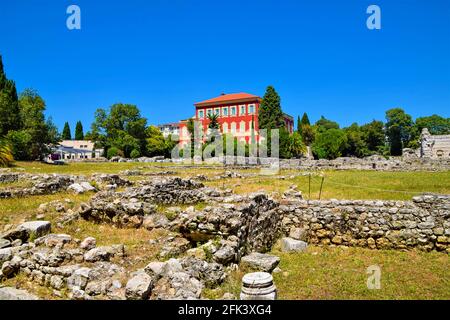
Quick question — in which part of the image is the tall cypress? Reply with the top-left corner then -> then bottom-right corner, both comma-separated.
0,55 -> 21,136
75,121 -> 84,140
301,112 -> 310,126
297,115 -> 302,134
62,122 -> 72,140
258,86 -> 285,130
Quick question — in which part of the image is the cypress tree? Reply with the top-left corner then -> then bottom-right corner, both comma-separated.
301,112 -> 310,126
258,86 -> 285,130
297,115 -> 302,134
62,122 -> 72,140
0,55 -> 21,136
75,121 -> 84,140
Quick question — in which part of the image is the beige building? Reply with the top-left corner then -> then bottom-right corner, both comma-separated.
53,140 -> 103,160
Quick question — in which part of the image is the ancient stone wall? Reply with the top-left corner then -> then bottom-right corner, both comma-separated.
183,156 -> 450,171
279,194 -> 450,252
420,128 -> 450,159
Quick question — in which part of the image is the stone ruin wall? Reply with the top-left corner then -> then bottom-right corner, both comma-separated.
420,130 -> 450,159
279,194 -> 450,252
199,155 -> 450,171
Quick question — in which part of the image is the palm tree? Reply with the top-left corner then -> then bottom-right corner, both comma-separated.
0,140 -> 14,167
207,113 -> 220,130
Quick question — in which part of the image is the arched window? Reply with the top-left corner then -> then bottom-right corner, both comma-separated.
231,122 -> 236,133
223,122 -> 229,133
240,121 -> 246,133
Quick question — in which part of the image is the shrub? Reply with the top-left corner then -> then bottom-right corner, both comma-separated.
130,149 -> 141,159
312,128 -> 348,160
107,147 -> 124,159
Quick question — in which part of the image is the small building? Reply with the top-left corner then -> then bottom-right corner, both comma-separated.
51,140 -> 103,160
157,122 -> 180,138
179,92 -> 294,146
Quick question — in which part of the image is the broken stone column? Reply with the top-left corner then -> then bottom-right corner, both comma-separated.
240,272 -> 277,300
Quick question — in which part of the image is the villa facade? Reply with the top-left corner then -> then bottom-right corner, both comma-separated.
177,93 -> 294,146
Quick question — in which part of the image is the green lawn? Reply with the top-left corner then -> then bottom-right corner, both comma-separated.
205,244 -> 450,300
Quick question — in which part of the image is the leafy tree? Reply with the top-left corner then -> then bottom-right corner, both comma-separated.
106,146 -> 123,159
312,128 -> 348,160
0,55 -> 21,136
279,127 -> 293,159
146,125 -> 167,156
343,123 -> 369,157
5,130 -> 32,160
62,122 -> 72,140
385,108 -> 414,156
6,89 -> 60,160
360,120 -> 385,153
301,124 -> 315,146
46,117 -> 60,148
91,103 -> 147,157
164,134 -> 178,158
258,86 -> 285,130
301,112 -> 311,126
288,131 -> 306,158
315,116 -> 339,133
415,115 -> 450,135
75,121 -> 84,140
0,139 -> 14,167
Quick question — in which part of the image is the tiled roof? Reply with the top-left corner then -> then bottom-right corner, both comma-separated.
195,93 -> 260,106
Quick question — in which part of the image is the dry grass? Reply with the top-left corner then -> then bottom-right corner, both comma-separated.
0,192 -> 93,226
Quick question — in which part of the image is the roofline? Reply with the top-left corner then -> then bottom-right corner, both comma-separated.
195,96 -> 262,108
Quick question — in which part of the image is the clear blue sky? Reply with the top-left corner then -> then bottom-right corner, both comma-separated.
1,0 -> 449,131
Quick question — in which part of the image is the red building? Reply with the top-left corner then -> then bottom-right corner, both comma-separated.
179,92 -> 294,146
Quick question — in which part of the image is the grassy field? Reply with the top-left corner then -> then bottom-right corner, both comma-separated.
205,244 -> 450,300
6,161 -> 450,200
1,161 -> 449,300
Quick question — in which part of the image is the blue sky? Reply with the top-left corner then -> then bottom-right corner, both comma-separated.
1,0 -> 449,131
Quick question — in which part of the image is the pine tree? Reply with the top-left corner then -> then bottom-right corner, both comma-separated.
258,86 -> 285,130
301,112 -> 310,126
75,121 -> 84,140
62,122 -> 72,140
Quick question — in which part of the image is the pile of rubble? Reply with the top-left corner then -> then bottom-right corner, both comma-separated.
0,219 -> 267,300
0,174 -> 76,198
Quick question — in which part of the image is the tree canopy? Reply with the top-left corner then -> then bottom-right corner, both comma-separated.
385,108 -> 414,156
91,103 -> 147,158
